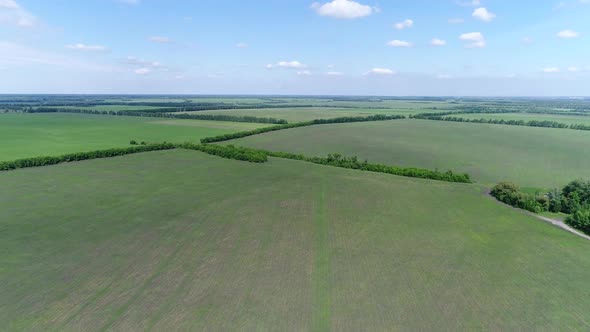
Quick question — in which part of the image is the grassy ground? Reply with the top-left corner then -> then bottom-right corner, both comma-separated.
459,112 -> 590,126
0,113 -> 266,161
1,150 -> 589,330
229,119 -> 590,188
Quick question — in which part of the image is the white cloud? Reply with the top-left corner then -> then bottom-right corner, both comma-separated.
557,30 -> 579,38
135,68 -> 151,75
174,75 -> 185,79
236,42 -> 248,48
430,38 -> 446,46
387,40 -> 412,47
311,0 -> 374,19
149,36 -> 172,43
66,43 -> 108,52
543,67 -> 560,73
394,19 -> 413,30
297,70 -> 312,76
568,66 -> 580,72
437,74 -> 454,79
266,60 -> 307,69
448,18 -> 464,24
459,32 -> 486,48
326,71 -> 343,76
117,0 -> 140,4
472,7 -> 496,22
0,0 -> 36,27
366,68 -> 395,75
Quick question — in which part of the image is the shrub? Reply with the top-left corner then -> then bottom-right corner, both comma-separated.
566,209 -> 590,235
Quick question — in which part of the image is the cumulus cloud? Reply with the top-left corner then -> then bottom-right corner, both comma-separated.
430,38 -> 446,46
149,36 -> 172,43
557,30 -> 579,38
266,60 -> 307,69
135,68 -> 151,75
117,0 -> 140,4
394,19 -> 413,30
326,71 -> 343,76
459,32 -> 486,48
457,0 -> 481,7
236,42 -> 248,48
521,36 -> 533,44
437,74 -> 454,79
66,43 -> 108,52
472,7 -> 496,22
568,66 -> 580,72
311,0 -> 374,19
0,0 -> 36,27
543,67 -> 560,73
366,68 -> 395,75
387,40 -> 412,47
297,70 -> 312,76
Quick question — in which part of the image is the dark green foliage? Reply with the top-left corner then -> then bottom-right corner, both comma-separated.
264,151 -> 472,183
130,140 -> 138,145
561,180 -> 590,213
566,209 -> 590,235
490,182 -> 545,213
176,143 -> 268,163
412,113 -> 590,131
0,143 -> 176,171
26,108 -> 288,124
200,115 -> 406,143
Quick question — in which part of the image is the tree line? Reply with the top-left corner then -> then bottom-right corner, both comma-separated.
201,114 -> 406,143
0,143 -> 176,171
413,113 -> 590,131
490,180 -> 590,235
25,108 -> 288,124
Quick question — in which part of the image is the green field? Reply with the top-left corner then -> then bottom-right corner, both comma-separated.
1,150 -> 590,330
47,105 -> 169,111
182,107 -> 413,122
228,119 -> 590,188
459,112 -> 590,126
0,113 -> 266,161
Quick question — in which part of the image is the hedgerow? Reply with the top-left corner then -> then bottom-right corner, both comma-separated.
0,143 -> 176,171
176,143 -> 268,163
412,113 -> 590,131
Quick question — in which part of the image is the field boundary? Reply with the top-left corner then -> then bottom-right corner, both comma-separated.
412,111 -> 590,132
0,143 -> 472,183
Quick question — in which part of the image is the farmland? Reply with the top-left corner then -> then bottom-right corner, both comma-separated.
229,119 -> 590,189
2,95 -> 590,330
0,113 -> 265,161
2,150 -> 590,330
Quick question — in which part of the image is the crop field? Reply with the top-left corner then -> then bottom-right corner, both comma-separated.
181,107 -> 413,122
459,112 -> 590,126
0,113 -> 266,161
2,150 -> 590,330
46,105 -> 169,112
229,119 -> 590,189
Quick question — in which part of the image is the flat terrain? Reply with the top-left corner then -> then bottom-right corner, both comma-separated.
1,150 -> 589,330
0,113 -> 266,161
459,112 -> 590,126
182,107 -> 409,122
229,119 -> 590,188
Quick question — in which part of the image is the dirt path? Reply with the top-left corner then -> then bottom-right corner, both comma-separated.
485,192 -> 590,241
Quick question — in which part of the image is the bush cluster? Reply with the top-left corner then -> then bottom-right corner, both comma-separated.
413,113 -> 590,131
176,143 -> 268,163
491,180 -> 590,235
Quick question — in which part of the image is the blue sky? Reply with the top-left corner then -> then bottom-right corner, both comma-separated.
0,0 -> 589,95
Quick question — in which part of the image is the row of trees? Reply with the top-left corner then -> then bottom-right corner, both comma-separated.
177,143 -> 268,163
25,108 -> 288,124
0,143 -> 176,171
200,115 -> 406,143
490,180 -> 590,235
414,114 -> 590,131
264,152 -> 472,183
